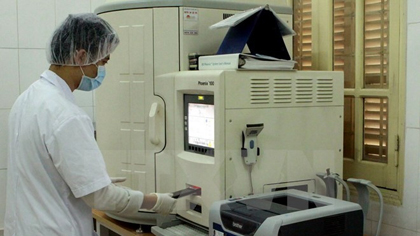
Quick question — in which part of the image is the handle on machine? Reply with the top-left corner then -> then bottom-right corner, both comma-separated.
149,102 -> 161,145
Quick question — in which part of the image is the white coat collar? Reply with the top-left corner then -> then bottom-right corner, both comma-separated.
41,70 -> 76,104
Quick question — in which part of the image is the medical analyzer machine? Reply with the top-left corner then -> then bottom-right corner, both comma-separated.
150,69 -> 344,228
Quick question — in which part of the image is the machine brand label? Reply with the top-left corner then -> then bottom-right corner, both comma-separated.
232,222 -> 243,229
197,81 -> 214,86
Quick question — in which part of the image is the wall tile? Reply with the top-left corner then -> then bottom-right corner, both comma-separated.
364,219 -> 372,236
414,127 -> 420,232
405,127 -> 420,207
0,170 -> 6,230
92,90 -> 97,124
408,0 -> 420,24
91,0 -> 107,13
406,23 -> 420,129
381,204 -> 418,232
0,110 -> 9,169
18,49 -> 49,93
80,106 -> 95,124
377,223 -> 417,236
56,0 -> 91,26
0,0 -> 18,48
0,49 -> 19,109
74,90 -> 94,107
93,90 -> 97,107
17,0 -> 55,49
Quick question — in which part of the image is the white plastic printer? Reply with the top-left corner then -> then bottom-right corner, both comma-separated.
209,189 -> 363,236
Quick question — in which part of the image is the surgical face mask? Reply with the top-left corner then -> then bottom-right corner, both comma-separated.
78,65 -> 106,91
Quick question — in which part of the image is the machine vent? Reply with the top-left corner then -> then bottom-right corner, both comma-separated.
273,78 -> 292,103
223,13 -> 234,19
316,78 -> 334,103
250,78 -> 270,104
248,77 -> 333,105
296,78 -> 313,103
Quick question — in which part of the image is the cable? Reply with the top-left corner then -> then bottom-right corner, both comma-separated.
368,183 -> 383,236
333,175 -> 350,201
248,165 -> 254,195
348,178 -> 384,236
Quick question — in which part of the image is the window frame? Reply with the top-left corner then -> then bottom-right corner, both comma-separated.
293,0 -> 406,204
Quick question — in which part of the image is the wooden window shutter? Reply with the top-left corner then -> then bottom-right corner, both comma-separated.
333,0 -> 356,88
293,0 -> 312,70
364,0 -> 389,88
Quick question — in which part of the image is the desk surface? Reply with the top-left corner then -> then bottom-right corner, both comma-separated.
92,209 -> 154,236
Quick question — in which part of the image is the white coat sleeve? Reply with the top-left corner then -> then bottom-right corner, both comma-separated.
81,184 -> 144,215
46,114 -> 111,198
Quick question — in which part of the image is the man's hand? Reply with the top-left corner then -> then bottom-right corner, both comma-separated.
150,193 -> 176,215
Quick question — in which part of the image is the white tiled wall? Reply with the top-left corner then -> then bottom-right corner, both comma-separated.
406,23 -> 420,129
408,0 -> 420,24
0,111 -> 7,234
0,1 -> 18,233
0,111 -> 9,170
18,49 -> 49,91
17,0 -> 56,49
55,0 -> 91,25
0,170 -> 6,234
0,50 -> 19,109
0,0 -> 18,48
407,0 -> 420,234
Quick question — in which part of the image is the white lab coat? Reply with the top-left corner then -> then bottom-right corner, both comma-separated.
4,70 -> 111,236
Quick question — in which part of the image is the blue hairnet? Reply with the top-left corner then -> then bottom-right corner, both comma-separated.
46,13 -> 119,66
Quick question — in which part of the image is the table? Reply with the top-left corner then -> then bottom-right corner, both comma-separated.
92,209 -> 154,236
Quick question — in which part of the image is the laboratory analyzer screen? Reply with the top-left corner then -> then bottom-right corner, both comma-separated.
184,94 -> 214,156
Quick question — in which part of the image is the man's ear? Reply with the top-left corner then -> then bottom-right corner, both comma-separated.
74,50 -> 87,65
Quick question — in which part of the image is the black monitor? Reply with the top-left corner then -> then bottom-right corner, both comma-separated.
184,94 -> 215,156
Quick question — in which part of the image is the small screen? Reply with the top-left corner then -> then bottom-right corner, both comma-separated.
188,103 -> 214,148
184,94 -> 214,156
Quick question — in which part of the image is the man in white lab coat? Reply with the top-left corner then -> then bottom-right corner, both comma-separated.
4,13 -> 175,236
